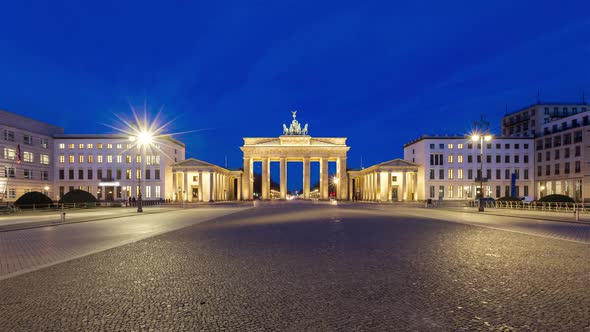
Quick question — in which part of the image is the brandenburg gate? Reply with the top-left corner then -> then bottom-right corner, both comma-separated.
241,112 -> 350,200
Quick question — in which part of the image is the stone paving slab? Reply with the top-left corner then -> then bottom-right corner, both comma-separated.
0,207 -> 249,280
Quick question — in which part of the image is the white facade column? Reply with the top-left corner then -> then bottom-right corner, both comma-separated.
402,170 -> 407,201
320,157 -> 329,200
348,175 -> 353,200
261,157 -> 269,200
237,175 -> 242,201
303,157 -> 310,199
209,172 -> 214,201
183,171 -> 189,202
242,157 -> 252,200
172,171 -> 177,201
280,157 -> 287,199
337,157 -> 347,200
197,171 -> 203,201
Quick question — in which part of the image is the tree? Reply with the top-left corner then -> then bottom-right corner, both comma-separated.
14,191 -> 53,208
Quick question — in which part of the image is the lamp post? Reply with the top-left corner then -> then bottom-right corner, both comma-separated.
471,133 -> 492,212
130,131 -> 153,213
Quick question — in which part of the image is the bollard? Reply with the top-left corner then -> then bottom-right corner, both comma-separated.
61,211 -> 66,222
575,207 -> 580,221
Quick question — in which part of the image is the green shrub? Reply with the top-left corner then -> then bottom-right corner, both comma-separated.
497,196 -> 521,202
14,191 -> 53,208
537,194 -> 574,203
59,189 -> 98,204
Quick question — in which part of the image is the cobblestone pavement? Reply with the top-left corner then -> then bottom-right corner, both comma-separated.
0,207 -> 248,279
0,203 -> 588,331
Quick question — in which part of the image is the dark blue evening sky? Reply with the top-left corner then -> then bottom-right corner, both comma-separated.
1,1 -> 590,189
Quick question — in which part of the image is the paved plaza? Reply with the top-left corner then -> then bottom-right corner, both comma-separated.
0,203 -> 589,331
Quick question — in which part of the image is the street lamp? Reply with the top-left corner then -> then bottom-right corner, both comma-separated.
130,130 -> 153,213
471,133 -> 492,212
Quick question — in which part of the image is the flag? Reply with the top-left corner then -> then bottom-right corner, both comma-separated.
16,144 -> 21,164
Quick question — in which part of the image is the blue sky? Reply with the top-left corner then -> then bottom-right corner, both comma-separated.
1,1 -> 589,189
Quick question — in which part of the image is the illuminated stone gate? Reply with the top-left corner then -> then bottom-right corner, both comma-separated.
241,112 -> 350,200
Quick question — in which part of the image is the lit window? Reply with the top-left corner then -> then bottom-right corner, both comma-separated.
136,155 -> 141,163
136,168 -> 141,179
107,143 -> 113,149
87,143 -> 93,149
448,155 -> 454,163
458,185 -> 464,198
457,143 -> 463,149
68,143 -> 74,149
458,169 -> 463,179
145,186 -> 151,198
40,154 -> 50,165
79,154 -> 84,163
126,144 -> 131,149
457,155 -> 463,163
155,185 -> 161,198
447,185 -> 454,198
125,155 -> 131,163
126,169 -> 131,179
23,151 -> 34,163
107,155 -> 113,163
59,143 -> 65,149
3,148 -> 15,160
448,169 -> 454,179
116,144 -> 122,149
155,156 -> 160,165
97,155 -> 103,163
59,154 -> 65,164
68,155 -> 74,163
448,143 -> 453,149
78,143 -> 84,149
116,155 -> 122,163
88,155 -> 94,163
97,143 -> 103,149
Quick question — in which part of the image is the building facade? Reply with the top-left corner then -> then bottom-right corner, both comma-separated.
404,136 -> 534,201
501,103 -> 588,137
171,158 -> 242,202
0,110 -> 64,202
52,134 -> 185,202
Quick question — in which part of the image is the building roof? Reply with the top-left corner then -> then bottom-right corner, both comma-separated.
348,158 -> 420,173
53,134 -> 185,147
0,110 -> 64,136
403,134 -> 533,147
172,158 -> 241,174
503,102 -> 588,117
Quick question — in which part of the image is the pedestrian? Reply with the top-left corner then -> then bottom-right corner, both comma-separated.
128,196 -> 131,207
132,196 -> 136,206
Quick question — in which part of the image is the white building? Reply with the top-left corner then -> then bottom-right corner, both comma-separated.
0,110 -> 63,202
53,134 -> 185,202
404,135 -> 535,201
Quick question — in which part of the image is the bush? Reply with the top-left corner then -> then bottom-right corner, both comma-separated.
59,189 -> 98,204
497,196 -> 521,202
537,194 -> 574,203
14,191 -> 53,208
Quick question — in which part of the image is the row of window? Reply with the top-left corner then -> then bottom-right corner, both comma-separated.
429,184 -> 530,199
58,154 -> 160,165
429,153 -> 529,165
2,167 -> 49,180
58,168 -> 161,181
57,143 -> 162,150
3,130 -> 49,148
536,131 -> 583,149
58,185 -> 161,199
537,146 -> 581,162
537,162 -> 582,176
429,143 -> 529,150
542,117 -> 589,135
3,148 -> 50,164
429,168 -> 529,181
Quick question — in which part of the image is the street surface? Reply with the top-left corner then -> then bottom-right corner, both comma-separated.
0,202 -> 588,331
